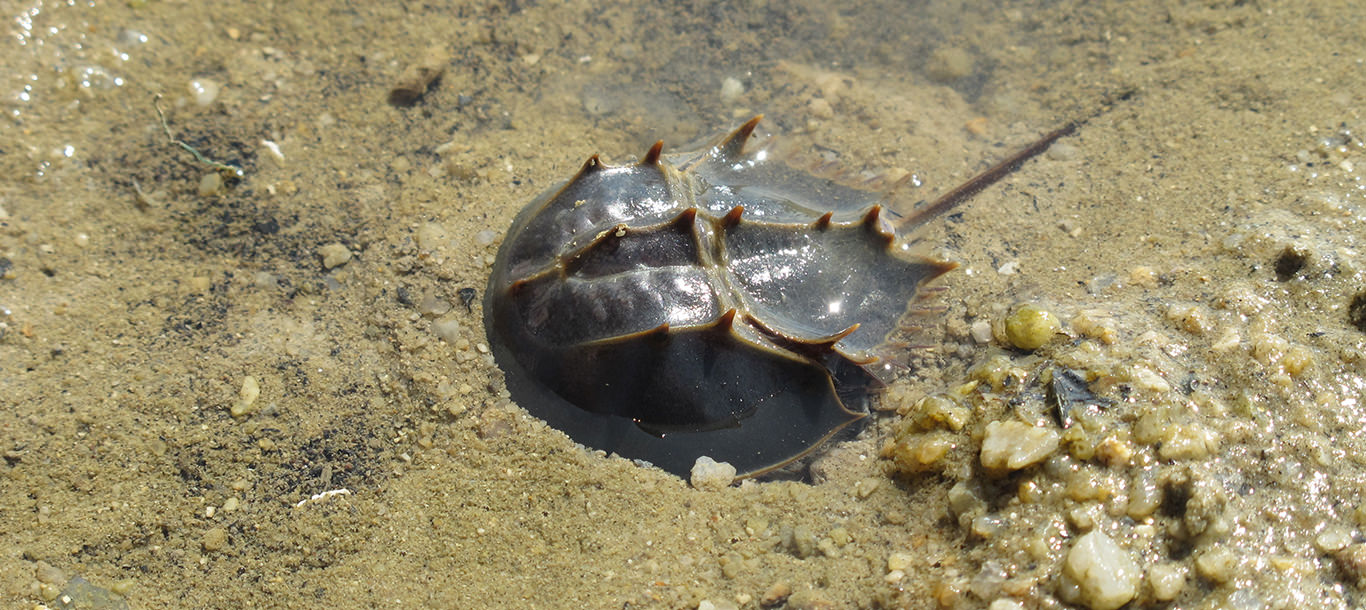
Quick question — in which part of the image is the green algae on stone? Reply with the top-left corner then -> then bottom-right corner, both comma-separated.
1005,303 -> 1062,351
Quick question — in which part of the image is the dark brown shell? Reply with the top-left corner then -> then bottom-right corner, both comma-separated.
484,117 -> 961,477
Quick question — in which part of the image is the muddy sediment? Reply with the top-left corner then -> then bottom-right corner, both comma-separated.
2,1 -> 1365,608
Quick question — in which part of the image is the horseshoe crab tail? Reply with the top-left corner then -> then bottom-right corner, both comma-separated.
894,121 -> 1078,232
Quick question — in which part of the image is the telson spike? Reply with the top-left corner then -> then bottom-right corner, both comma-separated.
893,120 -> 1081,231
640,140 -> 664,166
714,115 -> 763,161
722,205 -> 745,226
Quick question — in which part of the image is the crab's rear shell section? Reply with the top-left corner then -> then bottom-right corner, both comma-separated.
485,118 -> 953,477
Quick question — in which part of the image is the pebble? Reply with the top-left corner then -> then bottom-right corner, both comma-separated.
887,431 -> 954,472
697,600 -> 738,610
1004,303 -> 1062,351
418,293 -> 452,317
786,589 -> 836,610
188,78 -> 221,106
760,582 -> 792,607
229,375 -> 260,417
388,45 -> 448,106
1195,547 -> 1237,583
1158,423 -> 1219,460
110,579 -> 135,596
318,243 -> 353,269
887,552 -> 913,572
34,560 -> 66,584
970,319 -> 994,343
1047,141 -> 1079,161
474,229 -> 498,247
807,97 -> 834,120
1148,562 -> 1186,601
1062,531 -> 1140,610
202,527 -> 228,552
416,222 -> 450,250
784,525 -> 818,559
198,171 -> 224,197
719,77 -> 744,104
980,421 -> 1060,471
432,315 -> 462,344
988,600 -> 1024,610
1315,527 -> 1352,553
689,456 -> 736,490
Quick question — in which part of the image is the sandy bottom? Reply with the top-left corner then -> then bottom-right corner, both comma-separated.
3,1 -> 1365,608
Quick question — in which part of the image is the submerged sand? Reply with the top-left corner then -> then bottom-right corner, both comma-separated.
2,1 -> 1365,608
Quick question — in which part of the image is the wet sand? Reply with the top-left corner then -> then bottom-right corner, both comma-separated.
3,1 -> 1365,608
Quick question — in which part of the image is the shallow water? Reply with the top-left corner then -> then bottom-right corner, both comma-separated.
2,1 -> 1365,608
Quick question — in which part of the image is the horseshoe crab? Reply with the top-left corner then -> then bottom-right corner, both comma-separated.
484,117 -> 1074,478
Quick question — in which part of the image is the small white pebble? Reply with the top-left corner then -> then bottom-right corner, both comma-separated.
997,261 -> 1019,275
230,375 -> 260,417
417,222 -> 451,251
432,316 -> 461,344
719,77 -> 744,104
474,229 -> 498,247
1148,562 -> 1186,601
887,552 -> 913,571
1047,141 -> 1079,161
1195,547 -> 1238,583
1063,531 -> 1140,610
188,78 -> 221,106
689,456 -> 736,490
980,421 -> 1060,470
1316,527 -> 1353,553
696,600 -> 738,610
970,320 -> 995,344
988,600 -> 1024,610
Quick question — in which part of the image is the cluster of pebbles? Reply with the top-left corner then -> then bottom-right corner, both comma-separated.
873,124 -> 1366,609
648,122 -> 1366,610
